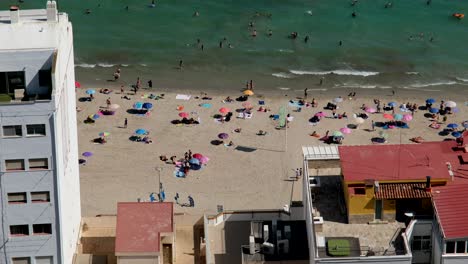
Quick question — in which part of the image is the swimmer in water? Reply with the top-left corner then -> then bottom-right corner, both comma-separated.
352,11 -> 357,17
268,29 -> 273,37
125,6 -> 129,11
150,0 -> 155,7
385,2 -> 392,8
193,11 -> 199,17
85,9 -> 91,14
228,43 -> 234,48
252,30 -> 257,37
304,35 -> 309,43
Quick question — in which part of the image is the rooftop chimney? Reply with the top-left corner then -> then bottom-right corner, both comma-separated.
46,1 -> 58,22
10,6 -> 19,24
425,176 -> 431,192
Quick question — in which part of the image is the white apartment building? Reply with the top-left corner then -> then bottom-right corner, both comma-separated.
0,2 -> 81,264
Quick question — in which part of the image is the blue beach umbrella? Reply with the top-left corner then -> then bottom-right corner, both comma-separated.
133,102 -> 143,109
142,102 -> 153,109
135,128 -> 147,135
189,158 -> 200,165
452,131 -> 462,138
426,98 -> 436,104
429,108 -> 439,114
388,102 -> 397,107
93,114 -> 100,119
393,114 -> 403,121
86,89 -> 96,95
447,123 -> 459,129
200,103 -> 212,108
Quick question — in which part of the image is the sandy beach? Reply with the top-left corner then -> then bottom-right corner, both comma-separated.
76,83 -> 467,217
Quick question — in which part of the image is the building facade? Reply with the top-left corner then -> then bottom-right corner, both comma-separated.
0,2 -> 81,264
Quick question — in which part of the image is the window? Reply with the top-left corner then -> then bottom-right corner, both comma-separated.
26,124 -> 46,136
28,159 -> 48,170
31,192 -> 50,203
10,225 -> 29,236
412,236 -> 431,251
354,187 -> 366,195
33,224 -> 52,235
5,159 -> 25,171
446,241 -> 456,253
38,69 -> 52,87
11,257 -> 30,264
3,125 -> 22,137
35,256 -> 52,264
456,241 -> 466,253
8,193 -> 27,204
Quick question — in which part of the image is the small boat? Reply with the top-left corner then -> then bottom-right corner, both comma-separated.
453,13 -> 464,19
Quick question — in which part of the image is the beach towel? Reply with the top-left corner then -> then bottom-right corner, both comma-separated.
259,100 -> 265,105
288,100 -> 303,108
272,115 -> 279,120
176,94 -> 191,100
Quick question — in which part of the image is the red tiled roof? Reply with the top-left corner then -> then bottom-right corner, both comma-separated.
115,202 -> 173,254
433,183 -> 468,239
339,143 -> 451,182
375,183 -> 432,199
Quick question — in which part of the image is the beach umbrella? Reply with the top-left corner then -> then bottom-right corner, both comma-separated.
314,111 -> 327,117
219,107 -> 230,114
243,90 -> 254,96
82,152 -> 93,157
133,102 -> 143,109
86,89 -> 95,95
403,114 -> 413,121
99,132 -> 110,137
332,131 -> 343,137
192,153 -> 203,159
75,81 -> 81,88
108,104 -> 120,109
177,105 -> 184,111
340,127 -> 352,134
218,133 -> 229,139
426,98 -> 436,104
447,123 -> 459,129
379,131 -> 389,139
355,117 -> 365,124
200,103 -> 212,108
333,97 -> 344,103
142,102 -> 153,109
429,108 -> 439,114
135,129 -> 147,135
198,155 -> 209,164
179,112 -> 189,118
445,101 -> 457,108
452,131 -> 462,138
365,107 -> 376,113
242,102 -> 252,108
383,113 -> 394,120
189,158 -> 200,165
394,114 -> 403,121
388,102 -> 397,107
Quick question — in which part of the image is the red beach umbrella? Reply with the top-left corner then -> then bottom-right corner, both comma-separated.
75,81 -> 81,88
219,107 -> 230,114
383,113 -> 394,120
193,153 -> 203,159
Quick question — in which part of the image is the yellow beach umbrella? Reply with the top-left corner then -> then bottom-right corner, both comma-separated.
243,90 -> 254,96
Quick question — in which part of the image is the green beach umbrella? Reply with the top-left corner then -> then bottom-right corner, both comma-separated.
332,131 -> 343,137
379,131 -> 389,139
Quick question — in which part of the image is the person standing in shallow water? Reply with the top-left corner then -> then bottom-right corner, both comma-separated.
179,60 -> 183,69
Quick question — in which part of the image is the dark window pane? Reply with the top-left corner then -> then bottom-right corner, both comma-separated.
38,70 -> 51,87
446,241 -> 456,253
31,192 -> 50,202
10,225 -> 29,236
3,125 -> 22,137
456,241 -> 465,253
26,124 -> 46,136
33,224 -> 52,235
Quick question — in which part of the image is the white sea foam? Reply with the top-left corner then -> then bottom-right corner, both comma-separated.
272,72 -> 293,79
121,64 -> 129,67
277,87 -> 290,90
277,49 -> 294,53
402,87 -> 442,92
409,81 -> 456,88
76,63 -> 96,68
140,64 -> 148,67
97,63 -> 115,68
456,77 -> 468,82
405,72 -> 419,75
306,10 -> 313,15
289,69 -> 379,77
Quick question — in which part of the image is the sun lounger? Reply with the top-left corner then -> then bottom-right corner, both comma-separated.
176,94 -> 191,100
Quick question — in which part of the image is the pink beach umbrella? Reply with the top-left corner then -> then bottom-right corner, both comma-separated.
179,112 -> 189,118
340,127 -> 352,134
198,156 -> 209,164
365,107 -> 376,113
314,111 -> 327,117
403,114 -> 413,122
219,107 -> 230,114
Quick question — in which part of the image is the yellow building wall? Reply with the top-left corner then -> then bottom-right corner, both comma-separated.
346,184 -> 375,215
383,199 -> 396,214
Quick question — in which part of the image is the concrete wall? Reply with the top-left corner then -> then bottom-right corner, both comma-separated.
0,49 -> 54,95
117,256 -> 159,264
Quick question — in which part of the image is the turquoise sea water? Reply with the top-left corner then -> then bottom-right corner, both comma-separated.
5,0 -> 468,93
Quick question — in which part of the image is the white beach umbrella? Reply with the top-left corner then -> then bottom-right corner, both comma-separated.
355,117 -> 365,124
445,101 -> 456,108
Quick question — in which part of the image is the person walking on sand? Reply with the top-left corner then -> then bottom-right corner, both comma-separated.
148,80 -> 153,88
136,77 -> 141,90
124,118 -> 128,128
304,88 -> 308,98
249,80 -> 254,90
106,97 -> 111,107
120,85 -> 124,94
319,77 -> 324,86
371,120 -> 375,131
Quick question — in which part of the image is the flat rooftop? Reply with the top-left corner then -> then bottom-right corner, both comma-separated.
0,9 -> 47,24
